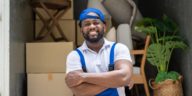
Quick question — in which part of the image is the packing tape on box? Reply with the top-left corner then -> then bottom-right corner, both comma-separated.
48,73 -> 53,81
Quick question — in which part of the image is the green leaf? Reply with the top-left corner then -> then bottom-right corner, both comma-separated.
161,15 -> 179,33
147,44 -> 167,70
155,71 -> 167,83
167,71 -> 180,81
135,18 -> 157,27
158,36 -> 182,42
155,71 -> 180,83
134,26 -> 156,34
165,41 -> 188,49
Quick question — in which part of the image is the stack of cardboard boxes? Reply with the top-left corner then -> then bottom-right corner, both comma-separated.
26,42 -> 73,96
27,0 -> 113,95
27,0 -> 75,95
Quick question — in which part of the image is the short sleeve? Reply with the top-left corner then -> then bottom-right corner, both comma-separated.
114,43 -> 132,63
66,51 -> 82,73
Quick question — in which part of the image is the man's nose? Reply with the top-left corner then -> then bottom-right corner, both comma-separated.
89,23 -> 97,30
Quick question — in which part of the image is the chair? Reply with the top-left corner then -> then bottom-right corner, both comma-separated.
31,0 -> 71,41
130,35 -> 151,96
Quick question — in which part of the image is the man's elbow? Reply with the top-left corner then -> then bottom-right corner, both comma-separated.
119,71 -> 132,86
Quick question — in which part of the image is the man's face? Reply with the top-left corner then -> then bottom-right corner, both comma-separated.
81,18 -> 106,43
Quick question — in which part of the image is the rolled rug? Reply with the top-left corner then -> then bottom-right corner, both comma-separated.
102,0 -> 133,24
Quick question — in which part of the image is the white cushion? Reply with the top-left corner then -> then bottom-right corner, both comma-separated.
105,27 -> 116,42
133,66 -> 140,74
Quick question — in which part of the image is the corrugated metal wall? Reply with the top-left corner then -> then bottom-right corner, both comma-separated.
10,0 -> 34,96
138,0 -> 192,95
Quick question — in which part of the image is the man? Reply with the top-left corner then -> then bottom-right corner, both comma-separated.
65,8 -> 133,96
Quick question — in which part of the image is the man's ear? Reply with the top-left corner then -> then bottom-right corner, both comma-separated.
80,28 -> 83,34
78,21 -> 83,33
103,24 -> 107,33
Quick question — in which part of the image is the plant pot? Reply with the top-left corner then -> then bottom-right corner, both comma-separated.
150,77 -> 183,96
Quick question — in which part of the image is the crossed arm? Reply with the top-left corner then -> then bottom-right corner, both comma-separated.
65,59 -> 133,96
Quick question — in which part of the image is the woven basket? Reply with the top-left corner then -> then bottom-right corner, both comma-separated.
150,77 -> 183,96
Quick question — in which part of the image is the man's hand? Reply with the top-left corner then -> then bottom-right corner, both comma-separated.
127,80 -> 134,89
65,71 -> 84,87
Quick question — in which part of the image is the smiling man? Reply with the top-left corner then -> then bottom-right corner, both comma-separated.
65,8 -> 133,96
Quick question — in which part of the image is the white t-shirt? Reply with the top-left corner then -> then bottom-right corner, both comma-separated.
66,38 -> 132,96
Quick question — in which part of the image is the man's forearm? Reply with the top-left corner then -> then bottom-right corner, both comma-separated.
81,60 -> 133,88
82,69 -> 131,87
66,60 -> 133,90
70,83 -> 107,96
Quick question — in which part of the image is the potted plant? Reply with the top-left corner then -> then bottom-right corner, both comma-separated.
134,15 -> 188,96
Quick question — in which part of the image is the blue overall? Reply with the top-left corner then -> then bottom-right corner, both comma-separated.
76,43 -> 119,96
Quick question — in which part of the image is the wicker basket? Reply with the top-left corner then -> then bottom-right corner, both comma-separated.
150,77 -> 183,96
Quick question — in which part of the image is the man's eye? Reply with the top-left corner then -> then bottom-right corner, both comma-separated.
93,21 -> 100,25
84,23 -> 91,26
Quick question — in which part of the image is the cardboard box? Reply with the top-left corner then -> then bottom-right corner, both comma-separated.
35,0 -> 74,20
26,42 -> 73,73
28,73 -> 73,96
35,20 -> 75,42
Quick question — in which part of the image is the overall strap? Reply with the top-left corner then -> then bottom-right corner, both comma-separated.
96,43 -> 119,96
96,88 -> 119,96
76,49 -> 87,72
108,43 -> 117,71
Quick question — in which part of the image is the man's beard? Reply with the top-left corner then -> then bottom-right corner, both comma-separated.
83,29 -> 104,43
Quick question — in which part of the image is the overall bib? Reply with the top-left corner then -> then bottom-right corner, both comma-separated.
76,43 -> 119,96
